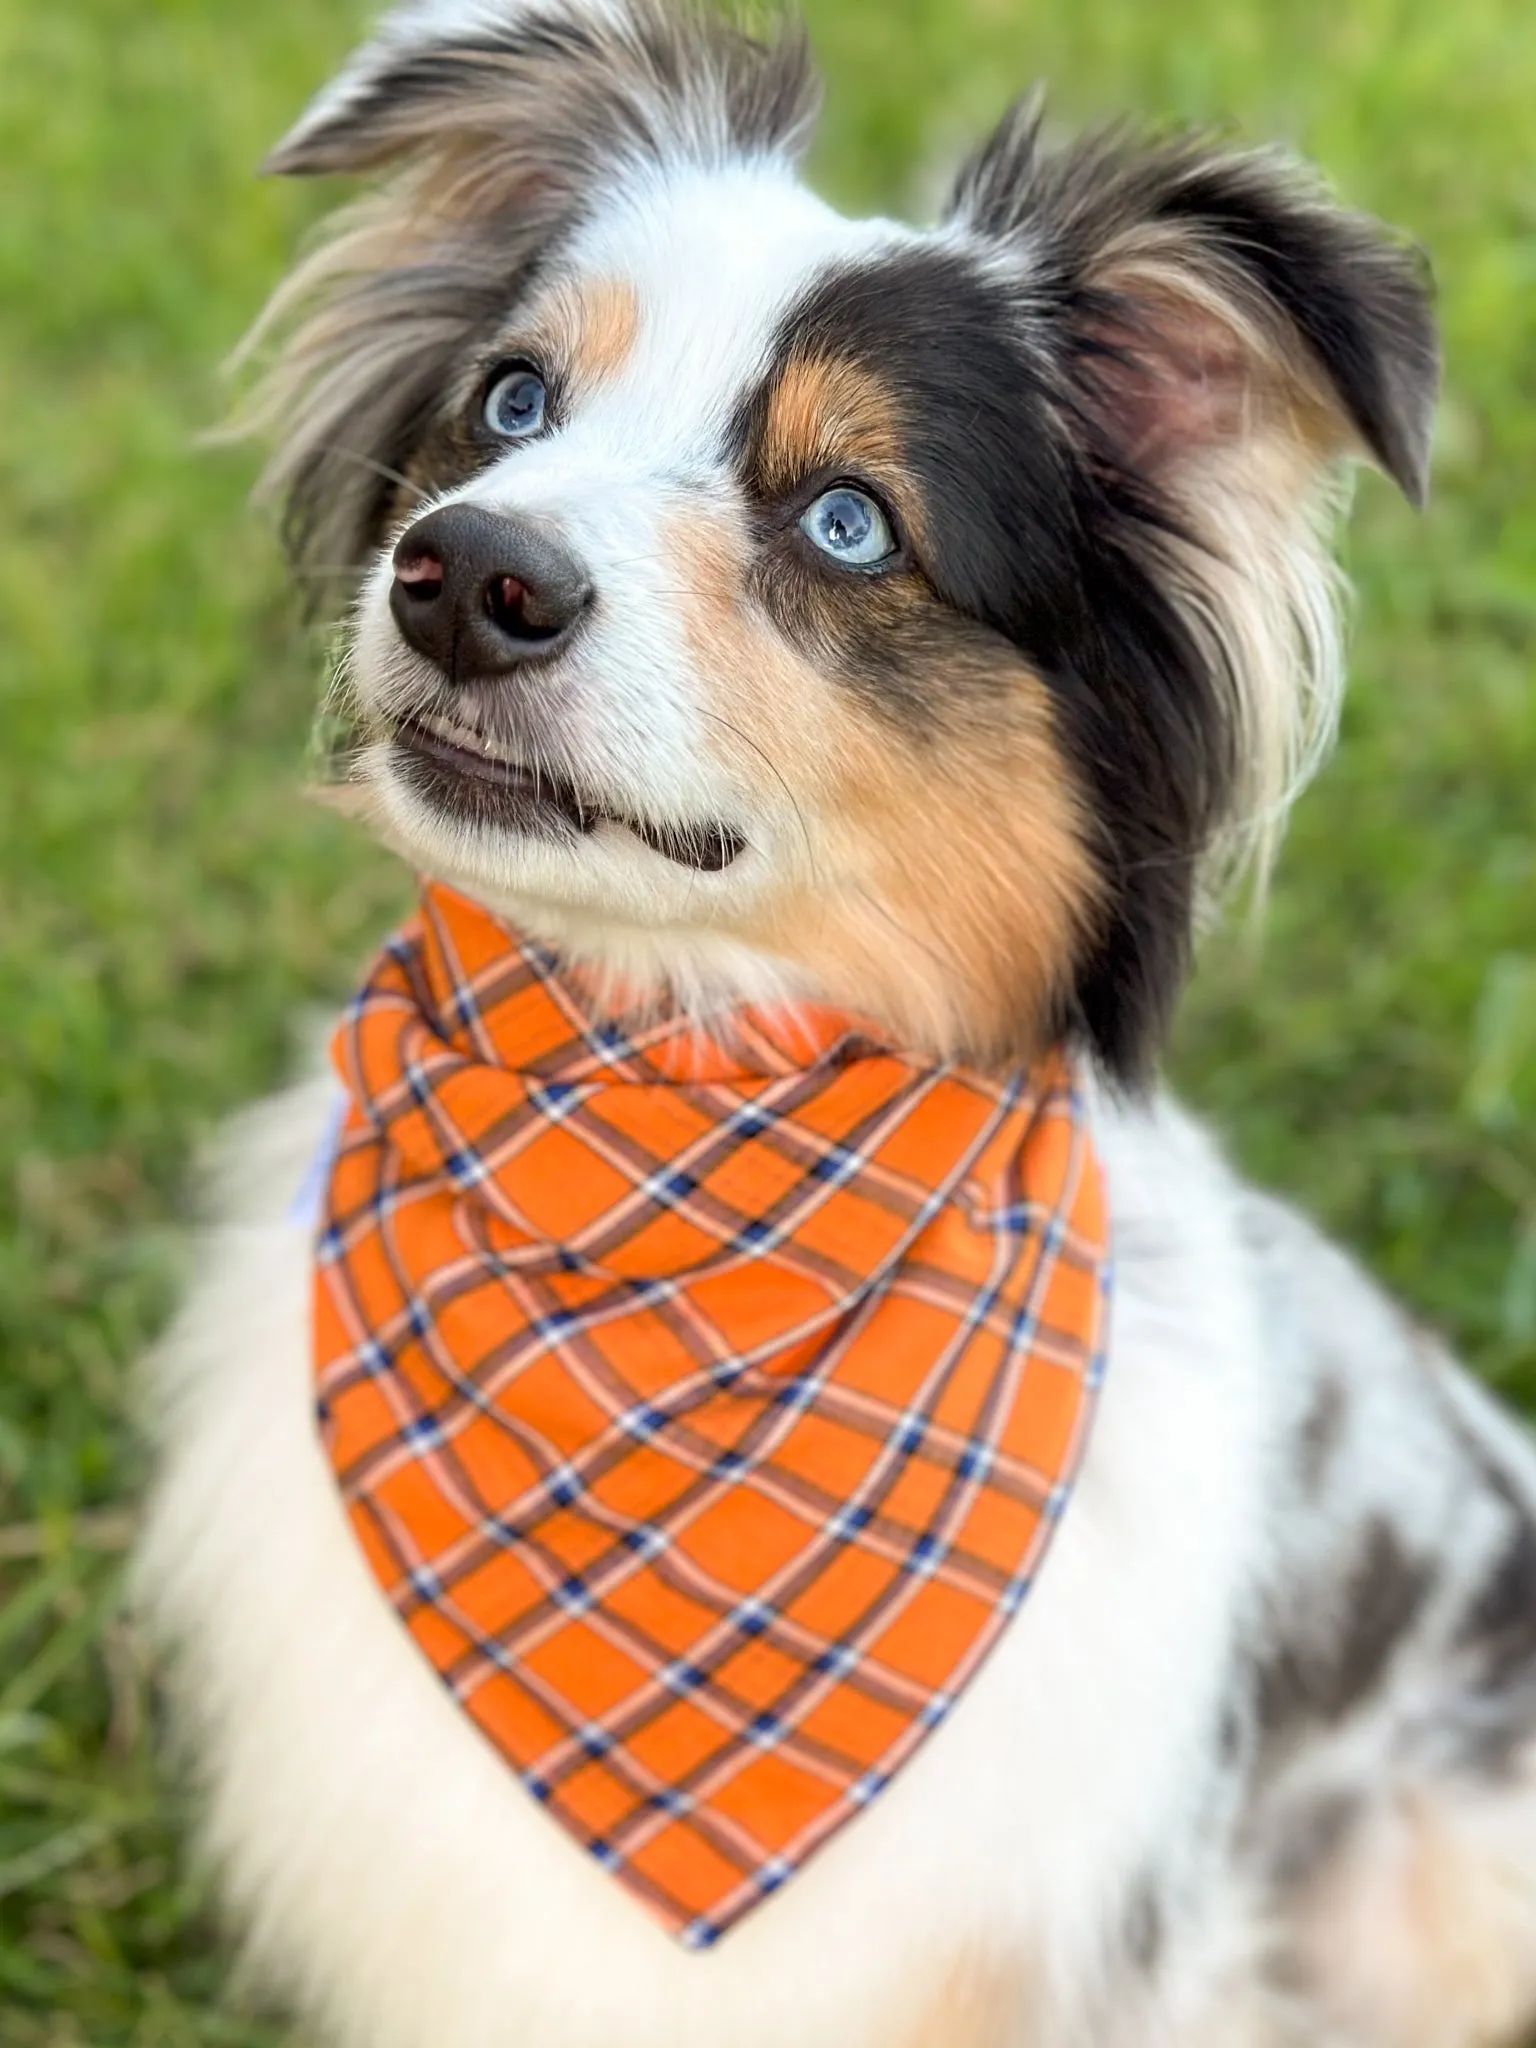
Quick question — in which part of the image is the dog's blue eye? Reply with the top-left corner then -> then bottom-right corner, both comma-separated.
799,486 -> 896,568
483,366 -> 547,440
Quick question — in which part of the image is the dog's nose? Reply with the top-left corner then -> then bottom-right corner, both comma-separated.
389,505 -> 593,677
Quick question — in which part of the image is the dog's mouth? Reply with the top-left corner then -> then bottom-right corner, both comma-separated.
388,713 -> 747,873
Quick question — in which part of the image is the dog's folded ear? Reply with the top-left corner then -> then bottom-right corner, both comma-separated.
264,0 -> 819,181
946,109 -> 1438,1078
947,105 -> 1440,509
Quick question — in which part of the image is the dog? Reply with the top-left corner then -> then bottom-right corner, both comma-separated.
136,3 -> 1536,2044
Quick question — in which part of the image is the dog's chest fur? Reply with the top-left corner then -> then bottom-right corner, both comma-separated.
140,1074 -> 1536,2048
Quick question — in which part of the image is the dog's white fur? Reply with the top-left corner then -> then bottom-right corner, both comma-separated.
137,4 -> 1536,2041
140,1071 -> 1536,2048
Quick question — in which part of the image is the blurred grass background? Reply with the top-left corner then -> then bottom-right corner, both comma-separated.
1,0 -> 1533,2036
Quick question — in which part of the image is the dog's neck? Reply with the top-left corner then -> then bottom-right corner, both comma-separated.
443,873 -> 825,1032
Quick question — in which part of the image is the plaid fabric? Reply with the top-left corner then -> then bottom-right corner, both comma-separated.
314,882 -> 1111,1945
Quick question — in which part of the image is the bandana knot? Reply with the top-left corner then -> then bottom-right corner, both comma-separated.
315,882 -> 1111,1945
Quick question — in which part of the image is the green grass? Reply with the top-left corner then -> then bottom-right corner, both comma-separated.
1,0 -> 1533,2035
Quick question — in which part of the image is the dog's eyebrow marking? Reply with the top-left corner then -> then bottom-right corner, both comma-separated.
521,275 -> 642,391
755,352 -> 919,524
571,275 -> 641,387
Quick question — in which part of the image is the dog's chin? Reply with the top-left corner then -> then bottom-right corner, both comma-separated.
353,736 -> 819,1022
359,726 -> 760,937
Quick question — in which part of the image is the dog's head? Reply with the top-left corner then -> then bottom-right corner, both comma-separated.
245,0 -> 1438,1080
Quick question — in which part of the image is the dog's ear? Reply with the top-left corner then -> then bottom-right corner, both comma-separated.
947,105 -> 1439,508
236,0 -> 819,598
945,109 -> 1439,1082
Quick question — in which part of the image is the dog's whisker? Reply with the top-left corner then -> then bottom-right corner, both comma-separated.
695,709 -> 813,884
311,444 -> 431,503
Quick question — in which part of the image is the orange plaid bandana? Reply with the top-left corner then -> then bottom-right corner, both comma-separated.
314,883 -> 1110,1945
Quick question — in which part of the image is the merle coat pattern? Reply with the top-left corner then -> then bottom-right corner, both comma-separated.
138,4 -> 1536,2043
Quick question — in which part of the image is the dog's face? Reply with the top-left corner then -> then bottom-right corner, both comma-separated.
251,0 -> 1438,1078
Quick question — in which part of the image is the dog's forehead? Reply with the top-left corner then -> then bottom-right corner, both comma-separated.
553,160 -> 915,446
